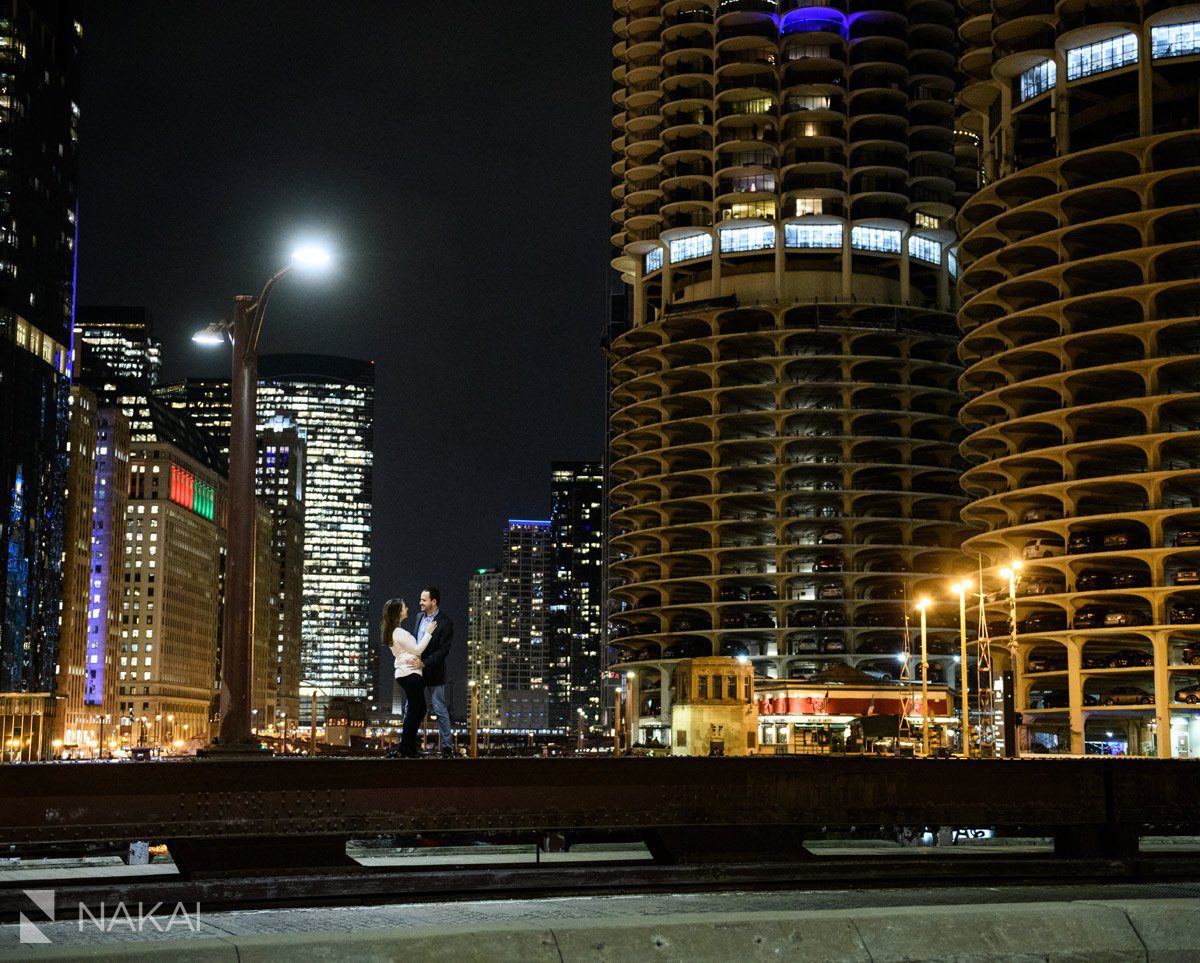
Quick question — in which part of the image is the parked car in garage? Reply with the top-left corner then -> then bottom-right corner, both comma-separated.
1027,652 -> 1068,672
1102,530 -> 1147,551
719,640 -> 751,658
1102,609 -> 1150,628
1073,605 -> 1107,629
1018,575 -> 1065,597
719,612 -> 746,629
818,636 -> 846,653
1110,570 -> 1151,589
1171,603 -> 1200,624
749,584 -> 777,600
718,585 -> 748,602
788,608 -> 820,628
817,583 -> 844,599
1021,506 -> 1061,523
818,529 -> 844,544
1069,532 -> 1101,555
1022,536 -> 1065,559
1076,569 -> 1112,591
745,612 -> 776,629
813,555 -> 843,572
1174,568 -> 1200,586
1018,610 -> 1067,633
1106,648 -> 1152,668
1176,528 -> 1200,547
1174,682 -> 1200,705
1101,685 -> 1152,706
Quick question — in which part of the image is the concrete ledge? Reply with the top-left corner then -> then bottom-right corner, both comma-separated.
4,900 -> 1195,961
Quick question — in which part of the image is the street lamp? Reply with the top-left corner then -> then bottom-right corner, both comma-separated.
467,680 -> 479,759
576,707 -> 586,754
951,579 -> 972,758
194,245 -> 333,750
915,596 -> 932,757
998,560 -> 1023,758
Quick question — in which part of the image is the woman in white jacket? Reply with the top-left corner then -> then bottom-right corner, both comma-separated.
380,597 -> 436,757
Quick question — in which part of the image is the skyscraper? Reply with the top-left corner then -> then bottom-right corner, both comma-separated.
152,378 -> 231,453
549,462 -> 605,729
955,2 -> 1200,757
74,306 -> 162,388
256,354 -> 375,724
498,519 -> 551,730
607,0 -> 976,747
55,386 -> 96,752
467,566 -> 505,729
256,427 -> 305,726
0,1 -> 81,710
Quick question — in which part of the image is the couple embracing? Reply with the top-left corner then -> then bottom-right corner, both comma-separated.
380,588 -> 455,758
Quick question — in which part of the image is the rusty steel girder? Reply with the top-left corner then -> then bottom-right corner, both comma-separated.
1,756 -> 1197,873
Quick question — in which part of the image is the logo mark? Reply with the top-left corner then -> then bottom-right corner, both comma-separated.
19,889 -> 54,944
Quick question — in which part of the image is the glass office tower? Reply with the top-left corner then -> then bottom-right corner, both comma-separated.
256,354 -> 375,725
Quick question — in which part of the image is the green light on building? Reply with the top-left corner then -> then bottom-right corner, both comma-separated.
193,481 -> 214,521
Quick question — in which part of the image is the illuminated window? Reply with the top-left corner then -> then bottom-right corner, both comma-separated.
1152,22 -> 1200,59
851,226 -> 901,254
948,248 -> 959,279
725,96 -> 773,115
786,94 -> 831,112
720,224 -> 775,253
914,212 -> 941,230
725,173 -> 776,193
785,222 -> 842,248
721,199 -> 775,220
907,235 -> 941,264
669,232 -> 713,263
645,248 -> 663,273
795,198 -> 823,216
1066,33 -> 1137,80
1018,60 -> 1056,102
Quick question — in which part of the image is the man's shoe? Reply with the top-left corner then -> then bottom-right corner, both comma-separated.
440,747 -> 456,758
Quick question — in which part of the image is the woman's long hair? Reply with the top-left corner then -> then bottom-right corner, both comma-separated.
379,597 -> 406,644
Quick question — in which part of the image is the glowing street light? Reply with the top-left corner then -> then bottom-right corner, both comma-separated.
998,560 -> 1023,758
915,596 -> 932,756
951,578 -> 973,758
193,243 -> 334,752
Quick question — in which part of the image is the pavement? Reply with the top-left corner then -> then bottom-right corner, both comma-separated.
3,842 -> 1200,959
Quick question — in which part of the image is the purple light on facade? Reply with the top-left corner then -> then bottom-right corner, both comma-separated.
84,419 -> 114,706
779,8 -> 847,37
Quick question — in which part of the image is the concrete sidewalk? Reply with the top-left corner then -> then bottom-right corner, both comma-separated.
2,886 -> 1198,960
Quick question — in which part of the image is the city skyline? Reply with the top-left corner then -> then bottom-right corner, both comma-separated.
74,2 -> 612,639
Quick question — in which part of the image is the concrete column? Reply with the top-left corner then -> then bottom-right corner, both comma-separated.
999,84 -> 1015,175
633,264 -> 647,328
1152,633 -> 1171,758
711,235 -> 722,297
1067,641 -> 1085,755
1138,26 -> 1153,136
937,246 -> 951,312
840,222 -> 852,300
774,221 -> 785,301
661,258 -> 673,317
659,664 -> 672,730
1053,54 -> 1070,156
900,231 -> 912,306
628,671 -> 640,747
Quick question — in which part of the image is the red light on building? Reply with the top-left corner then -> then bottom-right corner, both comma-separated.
170,464 -> 195,511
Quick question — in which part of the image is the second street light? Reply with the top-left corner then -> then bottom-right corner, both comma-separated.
915,596 -> 932,757
194,244 -> 332,751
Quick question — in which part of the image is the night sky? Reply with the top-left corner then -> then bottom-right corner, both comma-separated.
76,2 -> 614,701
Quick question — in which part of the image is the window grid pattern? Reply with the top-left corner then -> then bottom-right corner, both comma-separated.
1066,33 -> 1138,81
908,235 -> 941,264
720,225 -> 775,253
785,222 -> 843,249
645,248 -> 663,273
669,233 -> 713,263
1151,22 -> 1200,59
1019,60 -> 1056,103
851,226 -> 902,254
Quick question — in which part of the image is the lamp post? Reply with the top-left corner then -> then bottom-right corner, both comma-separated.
299,680 -> 330,756
915,597 -> 932,757
999,560 -> 1023,758
952,579 -> 972,758
468,680 -> 479,759
194,245 -> 331,750
576,707 -> 586,754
